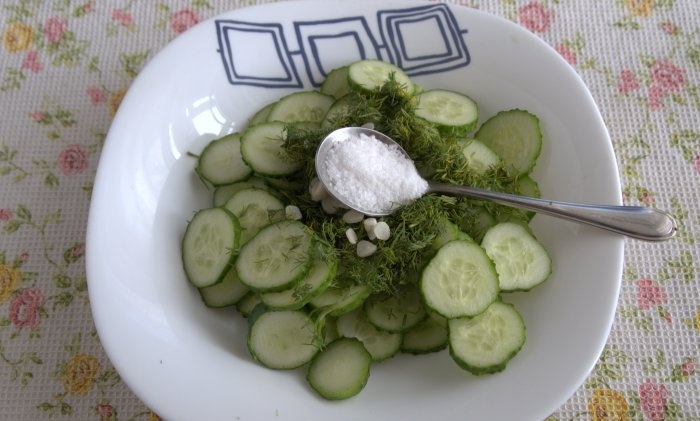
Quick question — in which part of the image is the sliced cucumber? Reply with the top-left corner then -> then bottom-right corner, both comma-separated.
448,301 -> 526,375
475,109 -> 542,177
480,222 -> 551,292
414,89 -> 478,133
306,337 -> 371,400
248,310 -> 318,369
223,187 -> 285,244
236,220 -> 314,292
432,217 -> 474,251
336,309 -> 402,361
240,122 -> 301,177
213,176 -> 269,207
347,59 -> 412,92
321,66 -> 352,99
308,284 -> 371,316
401,315 -> 448,355
182,207 -> 241,288
420,240 -> 499,318
363,286 -> 426,333
199,267 -> 249,308
457,205 -> 497,244
321,94 -> 359,130
236,292 -> 262,317
267,91 -> 334,123
196,133 -> 252,186
249,101 -> 276,125
260,250 -> 337,310
458,138 -> 501,175
516,174 -> 540,197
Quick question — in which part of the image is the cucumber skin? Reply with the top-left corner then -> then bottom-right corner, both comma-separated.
414,89 -> 479,135
247,310 -> 318,370
448,302 -> 526,375
235,221 -> 315,293
475,109 -> 542,177
181,207 -> 241,288
481,222 -> 552,292
306,337 -> 371,400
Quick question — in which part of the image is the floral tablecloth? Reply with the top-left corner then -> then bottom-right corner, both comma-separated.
1,0 -> 698,420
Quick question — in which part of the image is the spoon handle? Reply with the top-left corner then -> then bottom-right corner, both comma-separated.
427,182 -> 677,242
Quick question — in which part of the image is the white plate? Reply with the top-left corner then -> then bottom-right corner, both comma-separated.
86,2 -> 624,421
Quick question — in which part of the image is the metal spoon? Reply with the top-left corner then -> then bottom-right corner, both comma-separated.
315,127 -> 677,242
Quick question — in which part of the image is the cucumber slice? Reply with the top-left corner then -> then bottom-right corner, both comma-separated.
236,220 -> 314,292
457,206 -> 497,244
401,315 -> 448,355
306,337 -> 371,400
321,66 -> 352,99
475,109 -> 542,177
308,284 -> 371,316
480,222 -> 551,292
515,175 -> 540,220
260,250 -> 337,310
448,301 -> 526,375
432,217 -> 474,251
363,286 -> 426,333
347,59 -> 412,92
181,207 -> 241,288
336,309 -> 402,361
223,187 -> 285,244
196,133 -> 252,186
420,240 -> 499,318
236,292 -> 262,317
249,101 -> 276,125
267,91 -> 334,123
198,267 -> 249,308
247,310 -> 318,369
414,89 -> 478,133
458,138 -> 501,175
240,122 -> 301,177
321,94 -> 359,130
213,176 -> 268,207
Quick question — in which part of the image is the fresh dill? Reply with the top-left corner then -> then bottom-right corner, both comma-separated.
278,79 -> 530,295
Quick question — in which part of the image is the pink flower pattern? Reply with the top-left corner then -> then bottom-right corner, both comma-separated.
618,69 -> 640,94
87,85 -> 107,106
555,43 -> 577,65
518,2 -> 553,33
0,208 -> 11,221
9,288 -> 44,330
44,17 -> 67,44
21,51 -> 43,73
57,144 -> 88,175
169,9 -> 200,34
638,379 -> 668,420
636,278 -> 667,310
112,9 -> 134,27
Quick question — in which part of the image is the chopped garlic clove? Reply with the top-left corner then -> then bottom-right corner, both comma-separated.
285,205 -> 302,221
309,177 -> 328,201
345,227 -> 358,244
342,210 -> 364,224
373,221 -> 390,240
321,196 -> 341,214
363,218 -> 377,239
356,240 -> 377,257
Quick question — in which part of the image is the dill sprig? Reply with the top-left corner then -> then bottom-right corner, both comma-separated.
277,79 -> 529,295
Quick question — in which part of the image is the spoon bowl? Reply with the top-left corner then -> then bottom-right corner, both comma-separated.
315,127 -> 677,242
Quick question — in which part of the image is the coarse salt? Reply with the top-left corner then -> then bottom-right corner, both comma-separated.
322,133 -> 428,213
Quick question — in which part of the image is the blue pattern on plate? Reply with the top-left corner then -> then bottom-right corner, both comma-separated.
215,3 -> 470,88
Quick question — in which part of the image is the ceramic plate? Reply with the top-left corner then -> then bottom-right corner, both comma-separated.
86,2 -> 624,420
